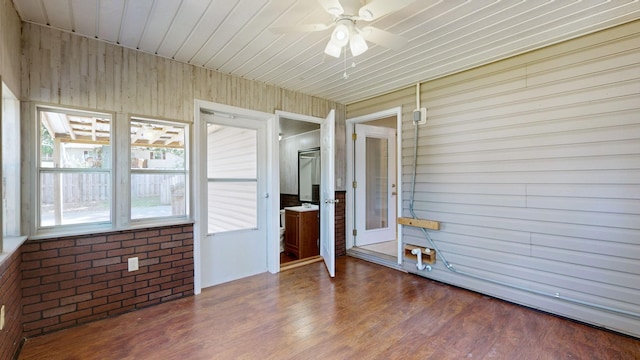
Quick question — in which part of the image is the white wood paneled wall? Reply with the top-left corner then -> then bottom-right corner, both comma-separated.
0,0 -> 21,95
348,20 -> 640,337
20,23 -> 347,189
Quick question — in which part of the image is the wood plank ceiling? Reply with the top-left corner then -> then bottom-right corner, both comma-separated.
13,0 -> 640,104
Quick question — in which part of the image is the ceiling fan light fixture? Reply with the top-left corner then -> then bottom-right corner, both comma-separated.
324,41 -> 342,58
350,33 -> 368,56
331,23 -> 350,47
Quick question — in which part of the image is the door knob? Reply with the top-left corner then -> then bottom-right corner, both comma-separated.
325,199 -> 339,204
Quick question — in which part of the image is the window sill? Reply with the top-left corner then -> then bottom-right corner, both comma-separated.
29,218 -> 195,240
0,236 -> 29,267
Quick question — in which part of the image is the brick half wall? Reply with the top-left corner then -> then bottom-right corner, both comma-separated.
21,224 -> 194,337
0,249 -> 23,360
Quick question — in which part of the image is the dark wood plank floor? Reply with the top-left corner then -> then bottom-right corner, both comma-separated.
18,257 -> 639,360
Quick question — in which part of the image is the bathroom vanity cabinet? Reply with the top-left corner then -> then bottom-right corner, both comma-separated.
284,207 -> 319,259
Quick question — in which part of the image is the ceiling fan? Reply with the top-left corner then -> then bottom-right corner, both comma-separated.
271,0 -> 413,58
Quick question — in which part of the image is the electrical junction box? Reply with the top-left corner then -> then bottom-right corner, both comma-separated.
413,108 -> 427,125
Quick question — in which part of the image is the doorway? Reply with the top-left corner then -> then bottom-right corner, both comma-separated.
276,111 -> 336,276
346,107 -> 403,269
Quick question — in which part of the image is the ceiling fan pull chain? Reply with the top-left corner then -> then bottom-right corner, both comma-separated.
343,49 -> 349,79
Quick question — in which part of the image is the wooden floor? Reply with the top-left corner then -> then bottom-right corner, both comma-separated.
18,257 -> 639,360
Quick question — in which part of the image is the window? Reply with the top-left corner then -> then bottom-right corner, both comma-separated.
131,118 -> 188,220
38,107 -> 112,227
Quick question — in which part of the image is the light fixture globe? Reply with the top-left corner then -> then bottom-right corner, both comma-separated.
349,32 -> 368,56
324,41 -> 342,58
331,22 -> 350,47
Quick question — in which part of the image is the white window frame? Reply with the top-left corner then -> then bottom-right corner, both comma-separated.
130,116 -> 190,224
27,105 -> 193,240
35,105 -> 114,234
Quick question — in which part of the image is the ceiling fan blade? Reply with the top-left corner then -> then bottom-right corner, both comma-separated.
317,0 -> 344,16
360,26 -> 408,50
270,23 -> 331,34
358,0 -> 414,21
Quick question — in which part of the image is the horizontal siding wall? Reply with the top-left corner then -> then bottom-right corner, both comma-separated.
348,20 -> 640,337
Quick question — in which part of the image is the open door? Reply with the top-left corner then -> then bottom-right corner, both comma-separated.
320,110 -> 336,277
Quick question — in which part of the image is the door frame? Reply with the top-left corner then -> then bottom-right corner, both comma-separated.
346,107 -> 403,264
274,110 -> 324,270
193,100 -> 277,295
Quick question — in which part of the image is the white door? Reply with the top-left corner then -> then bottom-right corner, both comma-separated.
320,110 -> 336,277
354,124 -> 397,246
201,116 -> 268,287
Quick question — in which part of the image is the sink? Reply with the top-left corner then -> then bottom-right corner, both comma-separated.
284,204 -> 319,212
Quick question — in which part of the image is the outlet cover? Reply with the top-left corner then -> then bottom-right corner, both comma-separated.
128,257 -> 139,272
1,304 -> 5,331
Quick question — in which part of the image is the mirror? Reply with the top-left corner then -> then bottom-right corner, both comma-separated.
298,147 -> 320,203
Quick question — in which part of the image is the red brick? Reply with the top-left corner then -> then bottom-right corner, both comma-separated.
77,282 -> 107,294
148,235 -> 171,244
135,230 -> 160,239
59,245 -> 92,256
23,317 -> 59,332
149,289 -> 172,300
21,277 -> 41,288
92,242 -> 121,251
108,277 -> 135,288
149,263 -> 172,272
172,245 -> 192,254
41,239 -> 75,250
21,243 -> 41,253
60,276 -> 91,290
93,287 -> 122,298
136,285 -> 160,296
181,226 -> 193,232
172,258 -> 192,267
122,281 -> 148,292
78,266 -> 107,278
108,291 -> 135,303
159,279 -> 182,290
44,320 -> 77,333
60,308 -> 93,322
135,271 -> 159,282
161,254 -> 182,263
148,249 -> 171,258
59,260 -> 92,273
122,295 -> 148,307
161,293 -> 184,302
172,272 -> 192,281
160,241 -> 182,249
93,301 -> 122,314
41,255 -> 76,268
135,244 -> 160,253
171,233 -> 192,241
23,267 -> 58,280
77,313 -> 108,324
22,249 -> 58,261
93,257 -> 121,267
77,297 -> 108,310
149,275 -> 172,286
60,293 -> 92,306
93,272 -> 120,283
23,283 -> 58,297
160,267 -> 182,277
182,251 -> 193,259
182,238 -> 193,246
122,238 -> 147,248
139,258 -> 159,267
76,251 -> 106,262
160,227 -> 182,235
76,236 -> 107,245
21,260 -> 41,270
107,247 -> 134,257
22,294 -> 42,305
107,263 -> 128,272
22,312 -> 42,324
107,233 -> 134,242
42,288 -> 76,301
42,304 -> 76,318
23,299 -> 59,314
